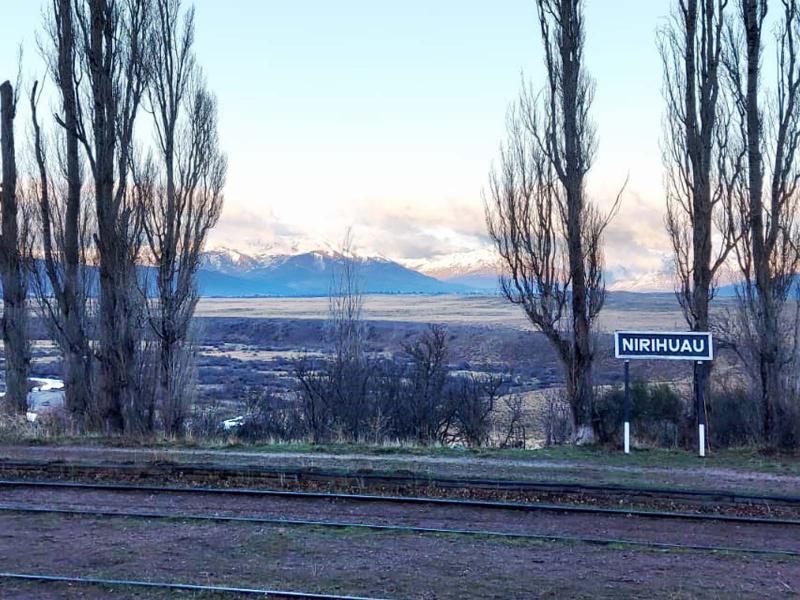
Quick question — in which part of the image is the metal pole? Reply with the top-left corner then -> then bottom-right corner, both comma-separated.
624,360 -> 630,455
697,360 -> 706,457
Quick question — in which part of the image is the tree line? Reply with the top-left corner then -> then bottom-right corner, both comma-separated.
0,0 -> 225,435
485,0 -> 800,448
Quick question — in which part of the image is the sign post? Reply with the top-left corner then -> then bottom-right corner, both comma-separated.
697,361 -> 706,458
623,360 -> 631,455
614,331 -> 713,457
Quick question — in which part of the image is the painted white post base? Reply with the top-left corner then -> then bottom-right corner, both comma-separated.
624,421 -> 630,455
699,424 -> 706,457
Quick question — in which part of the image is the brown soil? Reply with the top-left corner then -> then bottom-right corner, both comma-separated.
0,486 -> 797,554
0,512 -> 798,599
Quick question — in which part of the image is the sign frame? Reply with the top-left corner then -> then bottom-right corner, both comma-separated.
614,330 -> 713,362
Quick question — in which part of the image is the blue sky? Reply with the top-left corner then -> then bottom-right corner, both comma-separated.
0,0 -> 674,277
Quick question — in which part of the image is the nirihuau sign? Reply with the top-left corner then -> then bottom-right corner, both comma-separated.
614,331 -> 713,361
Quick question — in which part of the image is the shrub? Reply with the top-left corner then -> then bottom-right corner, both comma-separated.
0,412 -> 35,443
707,384 -> 761,448
595,382 -> 683,447
396,324 -> 453,445
295,354 -> 372,443
536,389 -> 573,446
294,324 -> 506,447
497,393 -> 531,449
235,388 -> 305,442
449,373 -> 505,447
187,404 -> 225,440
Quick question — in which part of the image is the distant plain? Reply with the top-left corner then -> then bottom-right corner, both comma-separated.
195,292 -> 715,332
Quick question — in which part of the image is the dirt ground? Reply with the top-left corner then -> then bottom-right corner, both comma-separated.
0,485 -> 797,553
1,444 -> 799,598
0,512 -> 797,599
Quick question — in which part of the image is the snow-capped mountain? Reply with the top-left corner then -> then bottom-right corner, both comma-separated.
198,246 -> 691,296
606,270 -> 675,293
402,249 -> 500,291
606,264 -> 741,294
197,248 -> 471,296
201,247 -> 274,274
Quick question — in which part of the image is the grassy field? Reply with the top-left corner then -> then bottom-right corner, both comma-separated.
194,291 -> 709,332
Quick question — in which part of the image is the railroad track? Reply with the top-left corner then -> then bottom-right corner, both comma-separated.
2,478 -> 800,527
1,501 -> 797,557
3,477 -> 798,597
1,457 -> 798,510
0,572 -> 393,599
0,460 -> 800,600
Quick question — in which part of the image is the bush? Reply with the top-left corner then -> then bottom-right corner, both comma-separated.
294,324 -> 506,447
0,408 -> 71,442
395,324 -> 453,445
235,388 -> 305,442
449,374 -> 505,447
537,390 -> 573,446
34,408 -> 71,438
497,394 -> 531,448
0,411 -> 35,442
187,404 -> 225,440
707,384 -> 761,448
595,382 -> 683,447
295,354 -> 372,443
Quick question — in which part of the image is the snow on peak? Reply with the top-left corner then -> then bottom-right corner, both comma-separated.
403,248 -> 500,281
607,271 -> 675,293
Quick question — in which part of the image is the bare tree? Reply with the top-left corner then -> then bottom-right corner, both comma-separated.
0,78 -> 30,414
329,229 -> 365,365
402,324 -> 453,445
723,0 -> 800,444
450,373 -> 504,448
485,0 -> 618,442
497,393 -> 530,449
660,0 -> 739,424
295,231 -> 369,442
326,230 -> 368,439
142,0 -> 226,436
69,0 -> 151,433
28,0 -> 95,428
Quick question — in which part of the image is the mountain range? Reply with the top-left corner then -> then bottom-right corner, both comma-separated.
198,248 -> 474,296
197,247 -> 687,297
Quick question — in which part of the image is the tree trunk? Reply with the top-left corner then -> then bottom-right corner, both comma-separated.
97,257 -> 139,433
559,0 -> 595,439
565,356 -> 595,444
84,0 -> 147,435
0,81 -> 29,414
661,0 -> 728,448
160,331 -> 180,436
63,345 -> 92,425
58,0 -> 92,425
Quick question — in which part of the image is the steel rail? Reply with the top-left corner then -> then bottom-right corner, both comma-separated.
0,571 -> 395,599
2,503 -> 798,557
1,478 -> 798,526
1,457 -> 798,506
